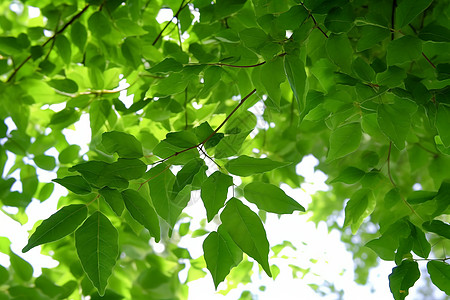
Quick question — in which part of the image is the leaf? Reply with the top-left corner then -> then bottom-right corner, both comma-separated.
239,28 -> 268,50
387,36 -> 422,65
377,100 -> 414,150
75,212 -> 118,296
225,155 -> 290,177
70,21 -> 87,51
55,35 -> 71,65
243,182 -> 304,214
388,260 -> 420,300
395,0 -> 433,28
330,167 -> 365,184
203,227 -> 243,288
201,171 -> 234,222
70,161 -> 129,189
344,188 -> 375,234
22,204 -> 88,252
34,154 -> 56,171
352,57 -> 375,82
422,220 -> 450,239
172,158 -> 204,196
58,145 -> 80,164
260,57 -> 285,107
164,130 -> 199,148
88,11 -> 111,37
101,131 -> 143,158
419,23 -> 450,42
10,251 -> 33,281
47,79 -> 78,93
284,54 -> 307,119
326,33 -> 353,73
427,261 -> 450,295
106,158 -> 147,180
98,187 -> 124,216
149,58 -> 183,73
324,5 -> 355,33
436,104 -> 450,148
277,6 -> 308,30
327,123 -> 362,161
410,223 -> 431,259
53,175 -> 92,195
220,198 -> 272,277
121,189 -> 160,242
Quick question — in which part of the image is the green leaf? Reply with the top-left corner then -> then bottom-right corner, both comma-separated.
410,223 -> 431,259
260,57 -> 285,107
436,104 -> 450,147
214,131 -> 250,159
419,23 -> 450,42
88,11 -> 111,37
422,220 -> 450,239
427,261 -> 450,295
324,5 -> 354,33
121,189 -> 160,241
106,158 -> 147,180
71,21 -> 87,51
225,155 -> 290,177
377,99 -> 416,150
98,187 -> 124,216
201,171 -> 234,222
75,212 -> 118,296
344,188 -> 375,234
22,204 -> 88,252
277,6 -> 308,30
436,64 -> 450,81
70,161 -> 129,189
327,123 -> 362,161
53,175 -> 92,195
244,182 -> 305,214
203,227 -> 243,288
389,260 -> 420,300
395,0 -> 433,28
352,57 -> 375,82
55,35 -> 71,65
164,130 -> 199,148
47,79 -> 78,93
330,167 -> 365,184
34,154 -> 56,171
148,58 -> 183,73
239,28 -> 268,50
220,198 -> 272,277
172,158 -> 204,196
10,251 -> 33,281
387,36 -> 422,65
326,33 -> 353,73
284,54 -> 307,119
101,131 -> 143,158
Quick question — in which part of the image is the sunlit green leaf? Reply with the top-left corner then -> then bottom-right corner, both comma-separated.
75,212 -> 118,296
225,155 -> 290,177
427,261 -> 450,295
389,260 -> 420,300
53,175 -> 92,195
101,131 -> 143,158
201,171 -> 234,222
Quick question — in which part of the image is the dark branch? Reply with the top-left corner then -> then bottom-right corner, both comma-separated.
152,0 -> 191,46
422,52 -> 436,68
6,5 -> 90,82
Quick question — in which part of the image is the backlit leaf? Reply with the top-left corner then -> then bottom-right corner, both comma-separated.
427,261 -> 450,295
327,123 -> 362,161
284,54 -> 307,119
388,260 -> 420,300
387,36 -> 422,66
225,155 -> 290,177
221,198 -> 272,277
396,0 -> 433,28
75,212 -> 118,296
101,131 -> 143,158
422,220 -> 450,239
22,204 -> 88,252
243,182 -> 304,214
201,171 -> 234,222
122,189 -> 160,242
53,175 -> 92,195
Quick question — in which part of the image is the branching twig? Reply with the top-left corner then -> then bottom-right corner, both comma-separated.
147,88 -> 257,169
413,257 -> 450,262
6,5 -> 90,82
300,2 -> 328,38
152,0 -> 191,45
387,142 -> 423,220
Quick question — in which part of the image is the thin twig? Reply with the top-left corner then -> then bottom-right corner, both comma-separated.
87,194 -> 101,206
138,163 -> 171,190
199,146 -> 221,169
387,142 -> 423,220
300,2 -> 328,38
422,52 -> 436,68
391,0 -> 397,40
152,0 -> 191,45
413,257 -> 450,262
152,88 -> 257,166
6,5 -> 90,82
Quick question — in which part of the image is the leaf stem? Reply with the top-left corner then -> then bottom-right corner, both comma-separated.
6,5 -> 90,82
300,2 -> 328,38
413,257 -> 450,262
138,163 -> 172,190
421,52 -> 436,68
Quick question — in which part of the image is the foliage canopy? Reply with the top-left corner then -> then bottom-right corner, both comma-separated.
0,0 -> 450,299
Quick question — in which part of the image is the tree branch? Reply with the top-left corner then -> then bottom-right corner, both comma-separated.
6,5 -> 90,83
152,0 -> 191,46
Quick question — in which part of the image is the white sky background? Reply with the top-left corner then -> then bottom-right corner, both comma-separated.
0,4 -> 446,300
